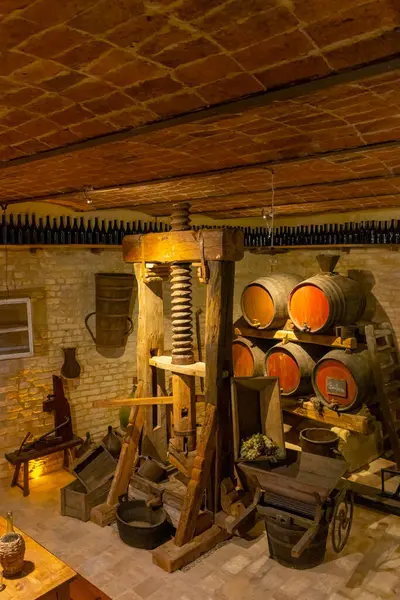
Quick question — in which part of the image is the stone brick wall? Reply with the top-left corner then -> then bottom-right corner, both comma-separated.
0,248 -> 136,481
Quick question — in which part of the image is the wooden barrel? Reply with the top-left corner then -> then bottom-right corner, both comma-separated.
85,273 -> 135,348
232,337 -> 267,377
312,349 -> 372,411
241,273 -> 303,330
265,342 -> 324,396
288,273 -> 365,333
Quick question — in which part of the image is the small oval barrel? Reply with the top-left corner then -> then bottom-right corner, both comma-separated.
232,337 -> 267,377
94,273 -> 134,348
288,273 -> 365,333
265,342 -> 324,396
312,349 -> 372,411
241,273 -> 303,330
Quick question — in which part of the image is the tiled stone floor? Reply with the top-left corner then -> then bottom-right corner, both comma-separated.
1,470 -> 400,600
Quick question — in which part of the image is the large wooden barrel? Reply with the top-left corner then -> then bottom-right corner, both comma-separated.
85,273 -> 135,348
312,349 -> 372,411
265,342 -> 324,396
232,337 -> 267,377
241,274 -> 303,330
288,273 -> 365,333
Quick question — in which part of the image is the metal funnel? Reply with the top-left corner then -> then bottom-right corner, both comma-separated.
316,254 -> 340,273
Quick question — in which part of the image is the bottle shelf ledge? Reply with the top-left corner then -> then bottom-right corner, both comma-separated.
247,244 -> 399,254
0,244 -> 122,251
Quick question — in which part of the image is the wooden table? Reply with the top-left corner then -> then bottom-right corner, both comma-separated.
0,517 -> 76,599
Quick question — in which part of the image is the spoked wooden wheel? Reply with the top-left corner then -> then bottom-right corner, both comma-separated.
331,488 -> 354,553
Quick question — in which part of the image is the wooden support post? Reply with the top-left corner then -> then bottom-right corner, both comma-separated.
171,373 -> 196,452
174,261 -> 235,547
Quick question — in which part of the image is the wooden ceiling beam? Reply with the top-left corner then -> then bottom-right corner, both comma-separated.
0,56 -> 399,172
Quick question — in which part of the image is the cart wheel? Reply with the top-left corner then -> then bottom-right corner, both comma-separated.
331,488 -> 354,553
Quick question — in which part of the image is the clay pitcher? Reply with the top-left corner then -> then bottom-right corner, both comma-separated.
61,347 -> 81,379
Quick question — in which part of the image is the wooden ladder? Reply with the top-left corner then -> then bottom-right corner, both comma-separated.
365,323 -> 400,467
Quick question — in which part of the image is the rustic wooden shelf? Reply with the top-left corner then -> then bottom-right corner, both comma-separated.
282,399 -> 371,434
248,244 -> 399,254
234,317 -> 359,349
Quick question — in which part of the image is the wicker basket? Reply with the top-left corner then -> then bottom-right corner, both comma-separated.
0,532 -> 25,577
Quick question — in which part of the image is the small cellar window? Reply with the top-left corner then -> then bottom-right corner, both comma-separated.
0,298 -> 33,360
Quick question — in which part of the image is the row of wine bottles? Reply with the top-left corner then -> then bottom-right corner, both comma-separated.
0,214 -> 171,245
243,220 -> 400,247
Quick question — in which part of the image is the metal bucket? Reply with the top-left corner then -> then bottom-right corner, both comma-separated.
300,428 -> 340,458
116,495 -> 172,549
85,273 -> 134,348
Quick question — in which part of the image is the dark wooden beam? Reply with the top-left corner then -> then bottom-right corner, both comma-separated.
0,57 -> 399,171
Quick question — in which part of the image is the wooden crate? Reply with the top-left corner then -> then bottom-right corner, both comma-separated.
61,478 -> 111,522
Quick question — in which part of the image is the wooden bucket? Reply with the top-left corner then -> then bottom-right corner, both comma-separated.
299,428 -> 340,458
312,349 -> 372,411
241,273 -> 303,330
232,337 -> 268,377
85,273 -> 134,348
265,342 -> 324,396
288,273 -> 365,333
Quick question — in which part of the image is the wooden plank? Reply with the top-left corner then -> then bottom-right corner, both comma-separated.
122,229 -> 244,263
93,396 -> 174,408
0,516 -> 76,600
150,355 -> 206,377
171,373 -> 196,452
282,400 -> 371,434
152,525 -> 230,573
234,317 -> 358,349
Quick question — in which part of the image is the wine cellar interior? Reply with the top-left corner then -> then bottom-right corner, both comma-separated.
1,1 -> 400,599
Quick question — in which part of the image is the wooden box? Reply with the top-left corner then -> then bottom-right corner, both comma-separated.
231,376 -> 285,462
61,478 -> 111,522
60,443 -> 116,521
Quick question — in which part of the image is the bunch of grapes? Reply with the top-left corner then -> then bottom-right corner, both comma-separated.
240,433 -> 285,461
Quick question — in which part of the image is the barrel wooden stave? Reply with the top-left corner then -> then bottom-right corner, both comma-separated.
288,273 -> 365,333
312,349 -> 372,412
241,273 -> 302,330
232,336 -> 268,378
94,273 -> 135,348
265,342 -> 323,396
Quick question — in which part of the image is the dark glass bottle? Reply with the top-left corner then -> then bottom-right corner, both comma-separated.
100,220 -> 107,244
332,223 -> 338,245
395,220 -> 400,244
71,218 -> 79,244
119,220 -> 126,243
37,217 -> 45,244
107,220 -> 113,245
58,216 -> 66,244
125,221 -> 132,237
93,217 -> 100,244
44,216 -> 51,244
327,224 -> 333,245
30,213 -> 38,244
65,216 -> 72,244
382,221 -> 388,244
22,213 -> 31,244
343,222 -> 348,245
358,221 -> 365,244
78,217 -> 86,244
148,222 -> 154,234
131,221 -> 136,234
143,221 -> 148,235
137,220 -> 143,234
264,227 -> 270,246
369,220 -> 376,244
15,214 -> 23,245
52,217 -> 59,244
375,221 -> 382,244
338,224 -> 344,244
112,219 -> 119,244
86,219 -> 93,244
388,219 -> 395,244
352,222 -> 359,244
322,224 -> 328,245
1,214 -> 7,244
8,214 -> 16,244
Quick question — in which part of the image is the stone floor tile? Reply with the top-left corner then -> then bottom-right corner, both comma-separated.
221,553 -> 252,574
366,570 -> 399,595
134,576 -> 164,598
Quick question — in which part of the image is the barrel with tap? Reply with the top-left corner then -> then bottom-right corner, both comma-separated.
232,337 -> 268,377
288,273 -> 365,334
312,349 -> 372,411
241,273 -> 303,330
265,342 -> 324,396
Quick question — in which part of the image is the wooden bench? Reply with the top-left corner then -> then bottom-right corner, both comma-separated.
5,435 -> 83,497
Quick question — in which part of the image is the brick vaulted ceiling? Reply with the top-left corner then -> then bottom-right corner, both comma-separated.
0,0 -> 400,217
